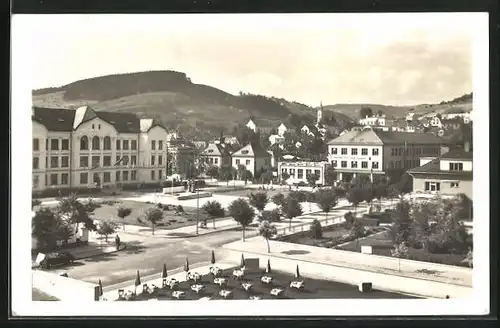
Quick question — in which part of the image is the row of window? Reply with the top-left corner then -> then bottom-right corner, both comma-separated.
388,160 -> 419,169
331,160 -> 379,169
390,147 -> 440,157
449,162 -> 464,171
33,137 -> 169,152
33,138 -> 70,152
235,159 -> 251,166
34,154 -> 168,169
330,147 -> 379,156
281,168 -> 321,179
206,157 -> 219,165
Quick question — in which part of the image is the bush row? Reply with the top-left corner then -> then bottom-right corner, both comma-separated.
32,187 -> 101,198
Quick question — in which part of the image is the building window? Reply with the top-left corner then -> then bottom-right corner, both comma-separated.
61,139 -> 69,150
123,156 -> 129,166
131,155 -> 137,166
80,172 -> 88,184
390,148 -> 395,156
45,157 -> 48,168
351,148 -> 358,155
91,156 -> 100,168
98,124 -> 101,130
116,156 -> 121,166
116,171 -> 121,182
92,136 -> 100,150
46,138 -> 49,150
209,158 -> 214,164
372,162 -> 379,169
33,138 -> 39,151
331,160 -> 337,167
314,169 -> 320,177
236,159 -> 240,165
331,148 -> 337,155
159,170 -> 163,179
351,161 -> 358,168
297,169 -> 303,179
123,140 -> 129,150
151,140 -> 156,150
103,137 -> 111,150
361,161 -> 368,168
116,139 -> 121,150
151,170 -> 155,180
61,156 -> 69,168
131,140 -> 137,150
50,174 -> 58,186
50,156 -> 58,168
131,170 -> 137,180
449,162 -> 463,171
50,139 -> 59,151
80,156 -> 89,168
341,148 -> 348,155
289,169 -> 295,177
103,156 -> 111,167
80,136 -> 89,150
389,161 -> 394,169
425,181 -> 441,192
305,169 -> 312,177
341,161 -> 347,168
61,173 -> 69,185
450,182 -> 460,188
214,158 -> 219,165
159,141 -> 163,150
103,172 -> 111,183
246,159 -> 251,165
92,124 -> 95,130
33,157 -> 39,169
151,155 -> 155,166
33,175 -> 39,189
123,171 -> 129,181
372,148 -> 379,156
361,148 -> 368,155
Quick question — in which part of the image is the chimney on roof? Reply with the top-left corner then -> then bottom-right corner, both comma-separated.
464,141 -> 471,152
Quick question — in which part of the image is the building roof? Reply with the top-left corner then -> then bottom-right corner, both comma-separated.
139,118 -> 166,133
32,107 -> 76,132
408,149 -> 473,177
327,129 -> 383,145
440,148 -> 473,160
441,118 -> 464,125
97,111 -> 141,133
327,129 -> 444,145
232,142 -> 271,158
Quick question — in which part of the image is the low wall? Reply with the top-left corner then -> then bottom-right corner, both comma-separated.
162,186 -> 186,194
32,270 -> 99,302
223,250 -> 472,299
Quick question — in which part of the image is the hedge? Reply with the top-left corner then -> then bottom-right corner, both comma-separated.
32,187 -> 101,198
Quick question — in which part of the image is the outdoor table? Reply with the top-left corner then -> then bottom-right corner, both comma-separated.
190,284 -> 205,294
172,291 -> 186,299
270,288 -> 284,297
233,269 -> 245,279
188,272 -> 202,282
290,281 -> 304,290
219,290 -> 233,299
261,276 -> 273,284
213,277 -> 227,287
249,296 -> 261,300
167,278 -> 179,289
209,266 -> 222,277
241,282 -> 253,292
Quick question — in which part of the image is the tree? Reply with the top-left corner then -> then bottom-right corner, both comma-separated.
346,187 -> 365,214
282,196 -> 303,229
145,207 -> 164,235
32,207 -> 61,249
56,222 -> 74,245
395,173 -> 413,195
306,173 -> 320,188
228,198 -> 255,242
97,220 -> 118,242
391,242 -> 410,271
272,192 -> 286,214
373,183 -> 388,206
259,209 -> 281,222
314,188 -> 337,221
281,171 -> 290,183
248,192 -> 269,216
56,194 -> 97,232
258,220 -> 278,253
310,219 -> 323,240
206,166 -> 220,180
260,171 -> 273,185
390,200 -> 413,244
32,199 -> 42,209
360,107 -> 373,119
324,165 -> 337,186
410,202 -> 433,251
201,200 -> 225,229
242,170 -> 253,184
117,207 -> 132,230
386,184 -> 400,206
344,211 -> 355,228
219,167 -> 234,187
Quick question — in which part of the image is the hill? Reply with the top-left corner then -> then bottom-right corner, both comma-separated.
32,70 -> 341,138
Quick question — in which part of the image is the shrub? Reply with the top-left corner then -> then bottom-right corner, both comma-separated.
260,209 -> 281,222
32,187 -> 101,198
156,203 -> 164,209
344,211 -> 355,227
136,217 -> 144,224
176,205 -> 184,213
310,219 -> 323,239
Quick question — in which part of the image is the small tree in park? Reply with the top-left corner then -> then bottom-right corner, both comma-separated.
282,196 -> 303,229
258,220 -> 278,253
248,192 -> 269,217
145,207 -> 164,235
281,171 -> 290,184
310,219 -> 323,244
96,220 -> 118,242
271,193 -> 286,214
201,200 -> 225,229
306,173 -> 319,188
391,242 -> 410,271
344,211 -> 355,228
389,200 -> 413,244
346,187 -> 365,214
228,198 -> 255,242
117,207 -> 132,230
206,166 -> 220,180
242,170 -> 253,184
314,188 -> 338,221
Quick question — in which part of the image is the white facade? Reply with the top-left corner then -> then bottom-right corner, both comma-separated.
269,134 -> 285,146
278,161 -> 328,185
138,125 -> 169,183
359,115 -> 387,127
246,119 -> 257,132
277,123 -> 287,137
440,159 -> 473,172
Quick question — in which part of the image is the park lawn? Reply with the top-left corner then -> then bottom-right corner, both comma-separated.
218,188 -> 291,199
32,288 -> 59,301
337,231 -> 469,267
129,267 -> 417,301
92,200 -> 226,230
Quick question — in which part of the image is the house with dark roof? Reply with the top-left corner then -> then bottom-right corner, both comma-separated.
231,142 -> 272,177
326,129 -> 443,182
200,142 -> 232,168
407,143 -> 472,199
32,105 -> 170,193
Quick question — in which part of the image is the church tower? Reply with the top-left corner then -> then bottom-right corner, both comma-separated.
317,101 -> 323,125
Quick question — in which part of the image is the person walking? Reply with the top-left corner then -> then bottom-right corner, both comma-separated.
115,235 -> 121,251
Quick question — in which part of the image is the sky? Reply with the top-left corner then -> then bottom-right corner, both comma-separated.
16,13 -> 481,106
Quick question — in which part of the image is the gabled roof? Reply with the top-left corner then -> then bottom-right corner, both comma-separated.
408,155 -> 473,178
97,111 -> 140,133
139,118 -> 166,133
327,129 -> 383,145
202,143 -> 223,156
441,148 -> 473,160
32,107 -> 76,132
232,142 -> 271,158
373,130 -> 443,144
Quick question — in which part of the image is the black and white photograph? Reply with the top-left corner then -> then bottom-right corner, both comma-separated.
11,12 -> 490,316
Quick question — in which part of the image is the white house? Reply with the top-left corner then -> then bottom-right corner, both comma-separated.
277,123 -> 288,137
246,119 -> 257,132
231,143 -> 272,177
430,116 -> 443,128
268,134 -> 285,146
